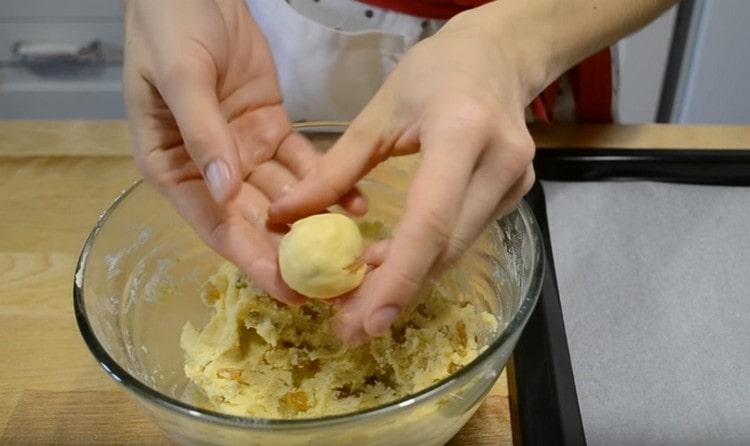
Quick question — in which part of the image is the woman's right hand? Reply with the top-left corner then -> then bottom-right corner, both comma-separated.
123,0 -> 367,305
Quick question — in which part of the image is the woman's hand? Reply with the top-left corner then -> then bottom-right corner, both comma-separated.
123,0 -> 366,305
269,0 -> 677,342
268,12 -> 537,341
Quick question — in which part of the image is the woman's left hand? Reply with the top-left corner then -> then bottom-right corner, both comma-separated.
268,11 -> 540,342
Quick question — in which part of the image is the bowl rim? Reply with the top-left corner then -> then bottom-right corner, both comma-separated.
73,122 -> 545,430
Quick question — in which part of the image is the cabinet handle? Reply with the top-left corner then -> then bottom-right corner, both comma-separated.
11,40 -> 103,64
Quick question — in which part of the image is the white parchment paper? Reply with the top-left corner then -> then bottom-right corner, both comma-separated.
543,181 -> 750,445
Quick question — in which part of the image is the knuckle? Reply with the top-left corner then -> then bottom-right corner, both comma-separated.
311,164 -> 350,204
489,132 -> 535,178
505,133 -> 536,166
424,96 -> 500,157
243,207 -> 263,227
256,126 -> 286,155
238,109 -> 291,156
453,99 -> 495,125
181,127 -> 221,161
154,60 -> 194,90
509,168 -> 536,204
426,93 -> 496,132
498,169 -> 537,217
444,97 -> 497,134
153,45 -> 213,90
521,168 -> 536,193
152,171 -> 177,191
208,219 -> 242,254
420,207 -> 453,248
208,221 -> 231,247
442,235 -> 472,265
138,153 -> 174,190
390,268 -> 422,298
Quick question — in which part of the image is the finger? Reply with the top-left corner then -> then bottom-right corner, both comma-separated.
326,240 -> 390,317
442,133 -> 535,264
233,182 -> 288,243
495,166 -> 536,217
325,240 -> 388,317
247,160 -> 298,202
123,69 -> 185,179
275,131 -> 319,178
336,124 -> 484,341
159,71 -> 242,205
214,220 -> 306,306
337,188 -> 368,217
226,105 -> 372,217
276,132 -> 369,216
230,184 -> 302,303
364,240 -> 391,267
226,104 -> 293,169
268,120 -> 383,223
245,259 -> 306,306
163,180 -> 304,306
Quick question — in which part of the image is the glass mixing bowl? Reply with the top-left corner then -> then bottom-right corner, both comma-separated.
74,124 -> 544,446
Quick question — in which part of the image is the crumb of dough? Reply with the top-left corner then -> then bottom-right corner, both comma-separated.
181,223 -> 498,419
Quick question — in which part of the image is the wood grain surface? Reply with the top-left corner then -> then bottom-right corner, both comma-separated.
528,122 -> 750,149
2,121 -> 747,444
2,121 -> 750,157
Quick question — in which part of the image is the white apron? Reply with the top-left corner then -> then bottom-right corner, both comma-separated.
246,0 -> 441,122
247,0 -> 608,123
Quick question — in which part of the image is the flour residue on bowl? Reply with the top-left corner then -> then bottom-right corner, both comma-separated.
180,263 -> 497,419
104,227 -> 153,281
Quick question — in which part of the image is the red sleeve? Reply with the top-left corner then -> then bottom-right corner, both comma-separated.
534,48 -> 613,123
356,0 -> 489,19
358,1 -> 614,123
568,49 -> 613,123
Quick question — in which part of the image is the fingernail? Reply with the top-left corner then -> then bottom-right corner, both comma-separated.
366,306 -> 400,337
205,160 -> 231,203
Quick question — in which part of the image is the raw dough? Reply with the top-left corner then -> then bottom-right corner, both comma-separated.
181,263 -> 498,418
279,213 -> 366,299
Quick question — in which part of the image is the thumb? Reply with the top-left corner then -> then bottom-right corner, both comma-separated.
160,73 -> 241,204
267,118 -> 382,223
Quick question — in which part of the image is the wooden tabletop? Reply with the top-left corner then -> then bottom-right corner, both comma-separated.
1,121 -> 748,445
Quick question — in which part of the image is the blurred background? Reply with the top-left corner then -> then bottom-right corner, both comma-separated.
0,0 -> 747,123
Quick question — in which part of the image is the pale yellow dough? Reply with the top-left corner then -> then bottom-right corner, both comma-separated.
181,264 -> 498,419
279,213 -> 366,299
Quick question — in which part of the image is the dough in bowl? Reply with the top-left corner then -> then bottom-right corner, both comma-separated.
180,263 -> 498,418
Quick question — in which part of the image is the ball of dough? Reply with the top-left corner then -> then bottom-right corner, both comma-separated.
279,213 -> 366,299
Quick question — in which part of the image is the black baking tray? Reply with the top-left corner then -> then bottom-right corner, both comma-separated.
508,146 -> 750,446
534,148 -> 750,186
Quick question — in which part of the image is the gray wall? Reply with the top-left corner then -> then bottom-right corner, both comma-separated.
670,0 -> 750,124
614,6 -> 677,123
